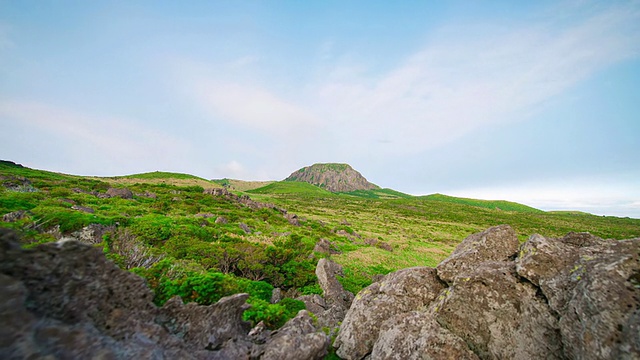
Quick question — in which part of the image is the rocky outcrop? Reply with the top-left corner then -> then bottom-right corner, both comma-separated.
0,228 -> 329,359
285,163 -> 378,193
204,188 -> 303,227
106,187 -> 134,199
335,225 -> 640,360
334,267 -> 445,359
297,259 -> 354,335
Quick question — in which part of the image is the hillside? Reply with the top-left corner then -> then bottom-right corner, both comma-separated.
2,160 -> 640,346
285,163 -> 378,192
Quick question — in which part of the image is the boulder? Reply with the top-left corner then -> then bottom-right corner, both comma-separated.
516,233 -> 640,359
215,216 -> 228,224
316,258 -> 352,308
239,223 -> 252,234
2,210 -> 28,222
313,238 -> 340,255
436,224 -> 518,284
334,267 -> 445,360
69,224 -> 114,245
0,229 -> 330,359
371,311 -> 479,360
71,205 -> 95,213
261,310 -> 329,360
106,187 -> 133,199
432,261 -> 562,359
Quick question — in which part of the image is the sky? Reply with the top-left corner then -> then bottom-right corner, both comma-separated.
1,0 -> 639,218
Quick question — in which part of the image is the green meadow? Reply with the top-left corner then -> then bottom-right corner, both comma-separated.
2,160 -> 639,326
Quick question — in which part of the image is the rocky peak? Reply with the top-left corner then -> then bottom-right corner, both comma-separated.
284,163 -> 378,193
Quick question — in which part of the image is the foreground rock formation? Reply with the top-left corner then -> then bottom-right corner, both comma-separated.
335,225 -> 640,360
0,228 -> 328,359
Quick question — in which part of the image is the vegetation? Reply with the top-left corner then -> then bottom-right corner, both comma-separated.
2,160 -> 640,329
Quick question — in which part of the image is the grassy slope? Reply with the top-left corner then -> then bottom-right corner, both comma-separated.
421,193 -> 544,213
2,161 -> 640,295
95,171 -> 219,188
212,178 -> 275,192
248,181 -> 336,196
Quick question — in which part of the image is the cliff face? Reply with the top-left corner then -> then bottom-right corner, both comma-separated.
285,163 -> 378,193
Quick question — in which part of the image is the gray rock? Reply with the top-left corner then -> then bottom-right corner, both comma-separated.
371,311 -> 479,360
296,294 -> 326,316
316,258 -> 351,308
2,210 -> 28,222
334,267 -> 445,360
517,233 -> 640,359
261,310 -> 329,360
432,261 -> 563,360
436,224 -> 518,285
71,205 -> 95,213
271,288 -> 282,304
215,216 -> 228,224
239,222 -> 252,234
0,228 -> 330,359
106,187 -> 133,199
69,224 -> 114,245
313,238 -> 341,255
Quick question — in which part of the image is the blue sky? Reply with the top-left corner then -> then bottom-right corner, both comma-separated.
1,0 -> 639,217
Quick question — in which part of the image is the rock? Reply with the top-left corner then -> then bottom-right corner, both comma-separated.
377,241 -> 393,252
436,224 -> 518,284
432,261 -> 562,359
0,228 -> 330,359
261,310 -> 329,360
239,223 -> 252,234
371,311 -> 479,360
517,233 -> 640,359
313,238 -> 340,255
343,227 -> 640,360
157,293 -> 252,351
195,213 -> 214,218
2,210 -> 28,222
285,163 -> 378,193
69,224 -> 114,245
316,258 -> 351,308
71,205 -> 95,213
106,187 -> 133,199
215,216 -> 228,224
334,267 -> 445,360
271,288 -> 282,304
285,213 -> 300,226
296,294 -> 326,316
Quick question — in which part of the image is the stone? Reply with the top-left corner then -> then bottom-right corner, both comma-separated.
106,187 -> 133,199
2,210 -> 27,222
0,229 -> 330,359
261,310 -> 329,360
517,233 -> 640,359
271,288 -> 282,304
239,223 -> 252,234
436,224 -> 518,285
215,216 -> 228,224
313,238 -> 340,255
69,224 -> 114,245
334,267 -> 445,360
71,205 -> 95,213
371,311 -> 479,360
432,261 -> 563,359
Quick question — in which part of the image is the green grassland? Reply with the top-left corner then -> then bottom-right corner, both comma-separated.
2,160 -> 640,327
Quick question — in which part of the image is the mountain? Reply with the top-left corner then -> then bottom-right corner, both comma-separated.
284,163 -> 379,193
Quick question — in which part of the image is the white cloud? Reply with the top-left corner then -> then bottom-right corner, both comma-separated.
312,1 -> 640,156
0,100 -> 191,175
